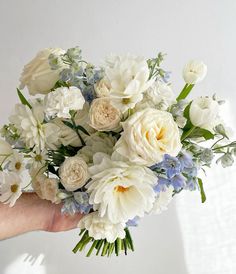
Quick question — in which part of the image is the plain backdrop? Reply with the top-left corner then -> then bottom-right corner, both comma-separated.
0,1 -> 236,274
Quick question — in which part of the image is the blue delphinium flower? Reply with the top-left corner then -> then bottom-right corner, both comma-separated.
169,174 -> 186,191
82,86 -> 96,104
177,150 -> 194,170
158,154 -> 182,178
154,177 -> 169,192
185,177 -> 198,191
126,216 -> 140,227
61,192 -> 92,215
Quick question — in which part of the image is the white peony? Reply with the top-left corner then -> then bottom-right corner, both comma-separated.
87,153 -> 157,224
78,212 -> 126,243
151,186 -> 174,214
9,102 -> 60,151
0,171 -> 23,207
59,156 -> 88,191
183,60 -> 207,84
0,139 -> 13,166
89,98 -> 121,131
20,48 -> 65,95
189,97 -> 220,132
104,54 -> 152,113
32,174 -> 60,204
44,86 -> 85,119
78,132 -> 116,163
94,77 -> 111,97
114,108 -> 182,166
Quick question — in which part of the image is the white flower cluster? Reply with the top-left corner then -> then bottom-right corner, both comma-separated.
1,46 -> 235,257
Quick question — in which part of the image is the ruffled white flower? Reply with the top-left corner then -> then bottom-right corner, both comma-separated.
183,60 -> 207,84
32,174 -> 60,204
144,81 -> 175,110
0,171 -> 23,207
9,102 -> 60,150
44,86 -> 85,119
78,132 -> 116,163
78,212 -> 126,243
190,97 -> 220,132
87,153 -> 157,224
20,48 -> 65,95
104,54 -> 152,113
89,98 -> 121,131
8,151 -> 25,174
114,108 -> 182,166
0,139 -> 13,166
59,156 -> 88,191
151,186 -> 174,214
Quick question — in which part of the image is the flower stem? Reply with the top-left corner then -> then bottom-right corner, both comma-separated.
176,84 -> 194,101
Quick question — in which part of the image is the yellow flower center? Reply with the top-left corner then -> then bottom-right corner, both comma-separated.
15,162 -> 22,170
35,154 -> 42,162
122,98 -> 131,105
11,184 -> 19,193
115,186 -> 130,193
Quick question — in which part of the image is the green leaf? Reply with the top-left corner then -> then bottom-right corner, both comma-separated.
190,128 -> 214,140
17,88 -> 32,109
198,178 -> 206,203
62,120 -> 74,129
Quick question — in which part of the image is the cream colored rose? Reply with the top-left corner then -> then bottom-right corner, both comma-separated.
59,156 -> 88,191
94,78 -> 111,97
89,98 -> 121,131
114,108 -> 182,166
20,48 -> 65,95
32,174 -> 60,204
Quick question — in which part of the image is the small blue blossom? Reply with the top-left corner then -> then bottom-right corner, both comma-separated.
158,154 -> 182,178
82,86 -> 96,104
169,174 -> 186,191
177,151 -> 194,170
126,216 -> 140,227
154,177 -> 169,192
185,177 -> 198,191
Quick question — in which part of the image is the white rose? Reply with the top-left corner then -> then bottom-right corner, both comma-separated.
32,174 -> 60,204
20,48 -> 65,95
78,212 -> 126,243
89,98 -> 121,131
87,153 -> 157,224
59,156 -> 88,191
104,54 -> 153,113
189,97 -> 220,131
44,86 -> 85,119
94,78 -> 111,97
0,139 -> 13,165
114,108 -> 182,166
183,60 -> 207,84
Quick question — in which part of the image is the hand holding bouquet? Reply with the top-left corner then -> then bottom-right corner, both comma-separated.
0,47 -> 235,257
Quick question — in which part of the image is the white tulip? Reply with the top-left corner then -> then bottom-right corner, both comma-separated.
20,48 -> 65,95
189,97 -> 220,131
183,60 -> 207,84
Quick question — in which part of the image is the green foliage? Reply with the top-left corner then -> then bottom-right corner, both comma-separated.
17,88 -> 32,109
197,178 -> 206,203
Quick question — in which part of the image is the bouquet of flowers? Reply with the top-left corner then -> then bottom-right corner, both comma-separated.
0,46 -> 235,257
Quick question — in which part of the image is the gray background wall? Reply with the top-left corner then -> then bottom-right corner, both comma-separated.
0,1 -> 235,274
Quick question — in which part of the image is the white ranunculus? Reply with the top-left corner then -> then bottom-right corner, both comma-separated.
20,48 -> 65,95
145,81 -> 175,109
104,54 -> 153,113
94,77 -> 111,97
87,153 -> 157,224
32,174 -> 60,204
89,98 -> 121,131
78,132 -> 116,163
189,97 -> 220,132
78,212 -> 126,243
0,171 -> 23,207
114,108 -> 182,166
9,102 -> 60,150
44,86 -> 85,119
183,60 -> 207,84
151,186 -> 174,214
59,156 -> 88,191
0,139 -> 13,166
